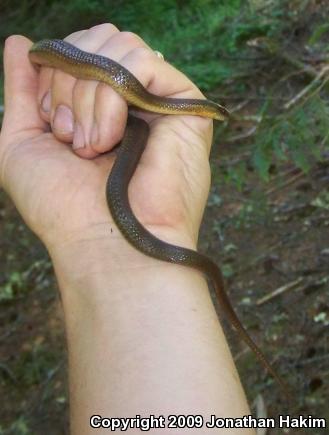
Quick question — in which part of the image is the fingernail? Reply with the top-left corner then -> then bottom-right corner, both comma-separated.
41,91 -> 51,113
73,122 -> 85,149
53,105 -> 74,134
90,122 -> 98,145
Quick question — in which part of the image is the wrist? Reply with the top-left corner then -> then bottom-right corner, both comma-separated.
48,221 -> 198,295
49,226 -> 207,342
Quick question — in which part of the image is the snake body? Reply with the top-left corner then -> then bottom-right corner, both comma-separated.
29,39 -> 287,394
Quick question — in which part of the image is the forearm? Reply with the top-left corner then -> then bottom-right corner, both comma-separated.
50,235 -> 254,434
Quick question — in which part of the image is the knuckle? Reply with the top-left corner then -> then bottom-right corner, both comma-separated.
94,126 -> 123,153
66,30 -> 86,42
90,22 -> 119,33
4,35 -> 15,49
72,79 -> 88,98
129,46 -> 154,63
119,31 -> 143,47
4,35 -> 20,50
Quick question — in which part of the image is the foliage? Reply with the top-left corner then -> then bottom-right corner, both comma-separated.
254,97 -> 329,181
14,342 -> 58,387
0,0 -> 328,181
0,417 -> 30,435
0,259 -> 51,302
0,271 -> 25,302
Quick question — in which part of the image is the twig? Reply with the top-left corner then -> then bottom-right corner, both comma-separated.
320,131 -> 329,147
229,99 -> 250,113
265,171 -> 305,195
226,125 -> 258,142
256,277 -> 304,306
248,37 -> 318,80
300,74 -> 329,105
233,346 -> 249,362
217,150 -> 252,168
279,51 -> 318,79
230,114 -> 263,123
266,166 -> 301,186
297,353 -> 329,366
284,65 -> 329,110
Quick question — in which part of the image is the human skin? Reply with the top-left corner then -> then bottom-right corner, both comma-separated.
0,24 -> 255,434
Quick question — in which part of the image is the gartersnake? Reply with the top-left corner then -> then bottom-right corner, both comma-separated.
29,39 -> 288,395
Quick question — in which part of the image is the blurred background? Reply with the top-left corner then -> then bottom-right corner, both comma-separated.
0,0 -> 328,433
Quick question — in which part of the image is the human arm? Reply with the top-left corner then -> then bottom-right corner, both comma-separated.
0,25 -> 255,433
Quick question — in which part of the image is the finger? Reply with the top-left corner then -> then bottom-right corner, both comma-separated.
38,30 -> 89,144
48,24 -> 120,158
121,46 -> 202,101
37,30 -> 87,123
73,30 -> 150,155
37,35 -> 81,147
1,35 -> 46,144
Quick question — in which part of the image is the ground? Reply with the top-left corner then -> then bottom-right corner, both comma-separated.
0,129 -> 328,434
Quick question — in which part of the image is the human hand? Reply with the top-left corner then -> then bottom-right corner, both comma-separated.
0,24 -> 213,255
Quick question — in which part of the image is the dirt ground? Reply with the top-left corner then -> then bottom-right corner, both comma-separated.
0,130 -> 328,433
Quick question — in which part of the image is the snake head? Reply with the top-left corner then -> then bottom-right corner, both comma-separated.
213,102 -> 230,121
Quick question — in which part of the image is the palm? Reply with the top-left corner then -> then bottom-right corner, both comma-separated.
5,115 -> 210,248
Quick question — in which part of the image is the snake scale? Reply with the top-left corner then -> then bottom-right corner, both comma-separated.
29,39 -> 288,396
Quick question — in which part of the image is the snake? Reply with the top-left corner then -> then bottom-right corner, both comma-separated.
29,39 -> 288,396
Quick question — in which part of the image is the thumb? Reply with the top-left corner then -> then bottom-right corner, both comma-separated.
1,35 -> 46,143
